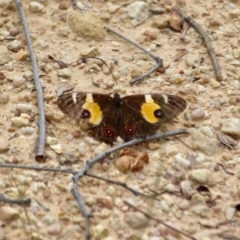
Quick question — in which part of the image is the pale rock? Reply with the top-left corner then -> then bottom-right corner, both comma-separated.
42,215 -> 57,225
160,200 -> 170,212
200,126 -> 214,137
189,169 -> 213,185
196,153 -> 206,163
21,127 -> 35,136
185,55 -> 197,67
210,78 -> 221,88
0,0 -> 12,7
191,108 -> 205,120
29,1 -> 44,13
0,93 -> 9,104
126,2 -> 149,23
46,136 -> 58,146
50,144 -> 62,154
0,46 -> 11,65
80,47 -> 99,58
0,139 -> 9,153
68,11 -> 106,40
221,118 -> 240,138
47,223 -> 62,235
124,212 -> 148,229
180,180 -> 195,199
174,153 -> 190,168
119,65 -> 129,76
177,199 -> 190,210
191,129 -> 219,156
12,77 -> 26,88
8,40 -> 22,52
91,224 -> 108,239
0,206 -> 19,222
63,145 -> 79,162
191,205 -> 209,218
16,103 -> 32,113
11,116 -> 29,127
57,68 -> 72,79
225,207 -> 236,220
164,144 -> 179,156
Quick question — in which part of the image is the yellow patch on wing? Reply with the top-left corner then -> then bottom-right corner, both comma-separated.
141,95 -> 161,123
82,93 -> 102,125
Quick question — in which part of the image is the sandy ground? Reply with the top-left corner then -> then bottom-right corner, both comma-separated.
0,0 -> 240,239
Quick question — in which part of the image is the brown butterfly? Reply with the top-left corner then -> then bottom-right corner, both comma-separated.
57,92 -> 187,143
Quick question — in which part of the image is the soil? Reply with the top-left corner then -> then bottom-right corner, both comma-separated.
0,0 -> 240,240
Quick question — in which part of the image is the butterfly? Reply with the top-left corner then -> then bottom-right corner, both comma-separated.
57,92 -> 187,143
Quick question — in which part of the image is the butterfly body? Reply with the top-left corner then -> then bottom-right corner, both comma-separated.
57,92 -> 187,143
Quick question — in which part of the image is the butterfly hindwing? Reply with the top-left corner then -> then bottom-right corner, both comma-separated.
57,92 -> 187,143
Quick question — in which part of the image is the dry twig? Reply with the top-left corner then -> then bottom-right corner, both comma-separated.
106,27 -> 163,85
124,201 -> 196,240
14,0 -> 46,160
173,7 -> 223,82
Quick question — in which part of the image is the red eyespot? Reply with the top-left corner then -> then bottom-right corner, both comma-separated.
125,125 -> 136,135
103,126 -> 114,137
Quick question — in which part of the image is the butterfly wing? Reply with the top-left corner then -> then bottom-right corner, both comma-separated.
57,92 -> 120,143
118,94 -> 187,141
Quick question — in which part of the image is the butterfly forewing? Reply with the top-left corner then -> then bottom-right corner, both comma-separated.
57,92 -> 187,143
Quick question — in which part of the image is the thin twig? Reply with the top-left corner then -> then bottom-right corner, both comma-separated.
0,193 -> 31,206
106,27 -> 163,85
173,7 -> 223,82
85,173 -> 152,198
71,185 -> 91,240
124,201 -> 196,240
216,163 -> 234,175
14,0 -> 46,160
73,129 -> 187,181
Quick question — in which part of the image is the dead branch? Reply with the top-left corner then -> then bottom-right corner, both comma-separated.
173,7 -> 223,82
106,27 -> 163,85
124,200 -> 196,240
14,0 -> 46,160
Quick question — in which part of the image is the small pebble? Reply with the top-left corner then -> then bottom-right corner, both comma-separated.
16,103 -> 32,113
225,207 -> 236,220
47,223 -> 62,236
0,93 -> 9,104
124,212 -> 148,229
21,127 -> 35,136
185,55 -> 197,67
119,65 -> 129,76
177,199 -> 190,210
46,136 -> 58,146
12,77 -> 26,88
0,139 -> 9,153
200,126 -> 213,137
174,153 -> 190,168
191,108 -> 205,120
7,40 -> 22,52
29,1 -> 44,13
0,206 -> 19,222
11,116 -> 29,127
126,2 -> 149,23
221,118 -> 240,138
0,46 -> 12,65
57,68 -> 72,79
195,153 -> 206,163
91,224 -> 108,239
180,180 -> 195,199
50,144 -> 62,154
189,169 -> 213,185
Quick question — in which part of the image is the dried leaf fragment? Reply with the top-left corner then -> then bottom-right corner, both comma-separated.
217,131 -> 238,150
